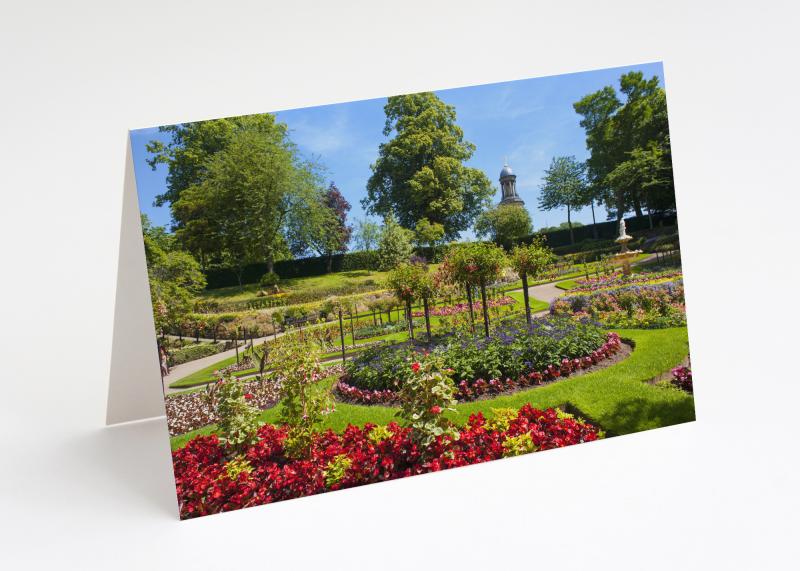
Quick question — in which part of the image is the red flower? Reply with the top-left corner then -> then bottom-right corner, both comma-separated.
244,393 -> 254,400
411,362 -> 421,373
430,405 -> 442,414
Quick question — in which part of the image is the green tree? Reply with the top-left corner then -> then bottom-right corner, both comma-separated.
440,243 -> 507,337
142,215 -> 206,336
413,217 -> 445,260
573,71 -> 674,220
377,214 -> 414,271
539,156 -> 586,245
364,93 -> 494,239
353,218 -> 381,252
474,204 -> 533,250
387,261 -> 435,341
289,182 -> 352,272
510,239 -> 555,327
174,122 -> 316,283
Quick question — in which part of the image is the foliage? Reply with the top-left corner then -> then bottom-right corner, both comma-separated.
671,365 -> 693,393
573,71 -> 674,218
209,374 -> 261,454
377,214 -> 414,270
439,242 -> 508,286
363,92 -> 494,239
413,217 -> 445,251
222,457 -> 254,480
259,271 -> 280,289
172,405 -> 601,517
142,215 -> 206,334
289,182 -> 353,270
538,156 -> 587,243
396,355 -> 460,448
475,204 -> 533,249
271,341 -> 331,458
509,239 -> 555,280
342,315 -> 609,394
167,342 -> 226,367
501,432 -> 538,457
352,218 -> 381,252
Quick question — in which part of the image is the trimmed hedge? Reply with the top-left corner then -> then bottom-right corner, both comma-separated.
168,342 -> 226,367
204,250 -> 380,289
520,212 -> 678,249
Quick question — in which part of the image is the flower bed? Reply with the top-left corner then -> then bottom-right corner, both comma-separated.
411,295 -> 517,318
335,316 -> 620,405
336,331 -> 622,404
551,280 -> 686,329
671,365 -> 692,393
166,377 -> 281,436
173,404 -> 601,518
567,270 -> 683,294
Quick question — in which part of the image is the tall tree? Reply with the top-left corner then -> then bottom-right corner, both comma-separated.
364,93 -> 494,239
173,122 -> 313,282
573,71 -> 674,220
538,156 -> 586,245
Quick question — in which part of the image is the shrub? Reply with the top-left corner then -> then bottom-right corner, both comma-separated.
210,374 -> 261,454
671,365 -> 693,393
168,342 -> 225,366
259,271 -> 280,288
396,354 -> 460,448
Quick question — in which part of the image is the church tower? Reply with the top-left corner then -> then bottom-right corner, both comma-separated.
499,162 -> 524,206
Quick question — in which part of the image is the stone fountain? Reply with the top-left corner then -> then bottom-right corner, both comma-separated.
614,219 -> 643,276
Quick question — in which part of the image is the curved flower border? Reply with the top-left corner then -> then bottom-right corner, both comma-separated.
335,332 -> 622,405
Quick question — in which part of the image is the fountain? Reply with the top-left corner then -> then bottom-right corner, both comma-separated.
614,219 -> 642,276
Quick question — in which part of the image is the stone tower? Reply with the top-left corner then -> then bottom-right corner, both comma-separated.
499,162 -> 524,206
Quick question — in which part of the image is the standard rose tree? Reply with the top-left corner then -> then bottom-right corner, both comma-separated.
510,239 -> 555,327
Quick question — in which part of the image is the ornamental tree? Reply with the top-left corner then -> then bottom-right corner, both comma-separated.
377,213 -> 414,271
386,261 -> 434,341
440,242 -> 507,337
474,203 -> 533,250
510,239 -> 555,327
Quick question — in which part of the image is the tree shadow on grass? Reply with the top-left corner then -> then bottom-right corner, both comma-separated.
601,395 -> 696,437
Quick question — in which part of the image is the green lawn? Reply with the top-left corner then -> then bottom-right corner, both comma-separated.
170,326 -> 693,450
555,279 -> 579,291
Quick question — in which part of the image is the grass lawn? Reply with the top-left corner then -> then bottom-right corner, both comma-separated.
170,326 -> 693,450
555,279 -> 579,291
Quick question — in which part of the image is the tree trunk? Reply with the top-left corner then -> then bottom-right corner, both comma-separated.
480,278 -> 490,338
234,330 -> 240,365
338,309 -> 346,363
567,206 -> 574,244
406,299 -> 414,340
465,283 -> 476,333
521,271 -> 531,328
423,297 -> 432,342
349,311 -> 356,347
266,257 -> 274,274
647,206 -> 654,229
633,194 -> 643,217
326,253 -> 333,273
590,200 -> 598,239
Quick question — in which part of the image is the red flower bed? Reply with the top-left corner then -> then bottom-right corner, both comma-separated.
173,405 -> 601,518
335,332 -> 622,405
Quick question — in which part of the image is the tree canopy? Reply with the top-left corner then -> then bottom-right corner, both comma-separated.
573,71 -> 674,219
538,156 -> 587,244
474,204 -> 533,250
363,93 -> 494,240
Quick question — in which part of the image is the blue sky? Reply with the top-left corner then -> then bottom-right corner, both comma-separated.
129,61 -> 665,237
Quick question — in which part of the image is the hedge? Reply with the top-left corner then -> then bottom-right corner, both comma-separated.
168,342 -> 226,367
519,212 -> 678,249
204,250 -> 381,289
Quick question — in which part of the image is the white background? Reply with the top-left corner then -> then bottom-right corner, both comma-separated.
2,1 -> 799,569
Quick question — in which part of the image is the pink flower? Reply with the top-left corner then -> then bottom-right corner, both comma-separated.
430,406 -> 442,415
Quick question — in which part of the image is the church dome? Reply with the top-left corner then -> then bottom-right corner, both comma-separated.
500,164 -> 514,178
